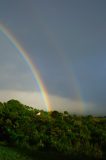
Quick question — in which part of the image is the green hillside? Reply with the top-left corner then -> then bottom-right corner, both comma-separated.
0,100 -> 106,159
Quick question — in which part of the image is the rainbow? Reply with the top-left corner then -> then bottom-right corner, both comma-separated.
0,23 -> 51,112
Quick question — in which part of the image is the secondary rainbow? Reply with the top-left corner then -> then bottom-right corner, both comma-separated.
0,23 -> 51,112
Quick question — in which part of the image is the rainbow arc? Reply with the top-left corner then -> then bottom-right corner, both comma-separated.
0,23 -> 51,112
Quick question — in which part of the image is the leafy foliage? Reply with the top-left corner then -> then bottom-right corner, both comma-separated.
0,100 -> 106,159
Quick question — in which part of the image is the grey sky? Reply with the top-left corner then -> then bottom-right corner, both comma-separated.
0,0 -> 106,115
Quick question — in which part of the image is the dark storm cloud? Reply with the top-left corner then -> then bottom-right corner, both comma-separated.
0,0 -> 106,114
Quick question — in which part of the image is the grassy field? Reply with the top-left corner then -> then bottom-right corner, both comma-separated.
0,146 -> 66,160
0,145 -> 31,160
0,145 -> 78,160
0,146 -> 68,160
0,144 -> 105,160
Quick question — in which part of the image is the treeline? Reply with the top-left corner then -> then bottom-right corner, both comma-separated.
0,100 -> 106,159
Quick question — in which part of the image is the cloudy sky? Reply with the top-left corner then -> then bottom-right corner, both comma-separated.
0,0 -> 106,115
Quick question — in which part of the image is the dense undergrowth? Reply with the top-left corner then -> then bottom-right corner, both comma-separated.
0,100 -> 106,159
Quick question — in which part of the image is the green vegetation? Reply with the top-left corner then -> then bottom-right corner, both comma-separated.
0,145 -> 31,160
0,100 -> 106,159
